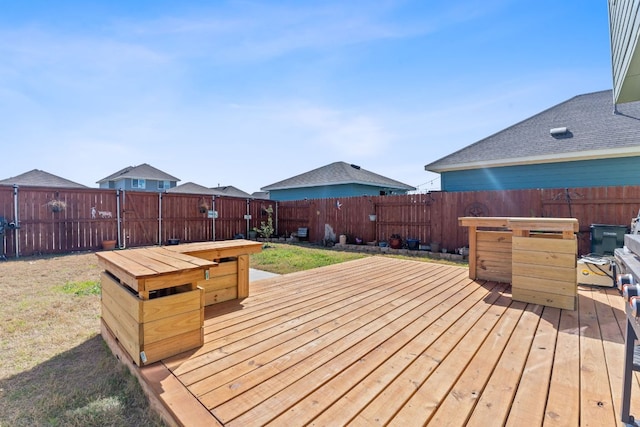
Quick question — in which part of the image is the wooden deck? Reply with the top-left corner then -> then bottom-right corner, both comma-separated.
103,256 -> 640,426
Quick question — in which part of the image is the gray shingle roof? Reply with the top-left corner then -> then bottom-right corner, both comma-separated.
252,191 -> 270,199
96,163 -> 179,183
166,182 -> 219,195
425,90 -> 640,172
261,161 -> 416,191
0,169 -> 88,188
167,182 -> 252,198
211,185 -> 252,198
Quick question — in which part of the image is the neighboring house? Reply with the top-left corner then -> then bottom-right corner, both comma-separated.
0,169 -> 88,188
167,183 -> 252,198
261,161 -> 416,201
166,182 -> 220,195
424,90 -> 640,192
251,191 -> 270,199
97,163 -> 179,192
210,185 -> 252,198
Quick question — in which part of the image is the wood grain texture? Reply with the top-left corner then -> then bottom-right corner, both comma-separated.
100,257 -> 640,426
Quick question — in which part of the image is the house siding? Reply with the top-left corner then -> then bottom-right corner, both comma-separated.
609,0 -> 640,103
440,156 -> 640,191
269,183 -> 409,201
99,179 -> 177,192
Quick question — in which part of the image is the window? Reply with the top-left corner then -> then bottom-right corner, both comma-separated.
158,180 -> 170,190
132,179 -> 146,189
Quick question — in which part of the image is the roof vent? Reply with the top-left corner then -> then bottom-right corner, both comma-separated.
350,164 -> 361,170
550,127 -> 568,137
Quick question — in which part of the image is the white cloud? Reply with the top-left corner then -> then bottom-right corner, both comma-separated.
0,0 -> 612,195
281,105 -> 392,156
106,1 -> 479,63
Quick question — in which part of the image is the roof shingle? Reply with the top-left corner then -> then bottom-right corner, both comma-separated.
261,161 -> 415,191
96,163 -> 179,183
0,169 -> 88,188
425,90 -> 640,172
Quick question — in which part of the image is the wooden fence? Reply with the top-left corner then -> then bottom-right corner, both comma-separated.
0,186 -> 272,258
277,186 -> 640,256
1,185 -> 639,258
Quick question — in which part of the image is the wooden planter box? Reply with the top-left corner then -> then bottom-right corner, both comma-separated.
96,240 -> 262,365
197,258 -> 240,305
511,233 -> 577,310
164,240 -> 262,305
97,247 -> 214,366
460,217 -> 578,310
459,217 -> 512,282
101,272 -> 204,366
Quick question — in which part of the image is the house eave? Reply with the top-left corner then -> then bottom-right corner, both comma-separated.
425,147 -> 640,173
263,180 -> 414,192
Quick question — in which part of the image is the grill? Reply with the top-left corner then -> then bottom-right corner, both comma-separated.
615,234 -> 640,424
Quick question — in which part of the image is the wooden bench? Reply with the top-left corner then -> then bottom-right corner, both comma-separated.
297,227 -> 309,241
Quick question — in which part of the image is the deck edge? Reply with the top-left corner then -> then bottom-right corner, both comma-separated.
101,320 -> 221,427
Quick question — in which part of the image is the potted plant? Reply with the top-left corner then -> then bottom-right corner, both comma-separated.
101,239 -> 117,250
406,238 -> 420,250
253,205 -> 274,240
389,234 -> 402,249
48,199 -> 66,213
198,200 -> 209,214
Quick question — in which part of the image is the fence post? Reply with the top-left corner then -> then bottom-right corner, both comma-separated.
158,192 -> 162,246
246,198 -> 251,237
212,195 -> 216,241
13,184 -> 19,258
116,189 -> 123,248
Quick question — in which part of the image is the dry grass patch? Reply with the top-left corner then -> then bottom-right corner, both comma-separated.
0,252 -> 164,426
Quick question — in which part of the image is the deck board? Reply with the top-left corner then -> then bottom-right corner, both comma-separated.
108,256 -> 640,426
578,292 -> 617,425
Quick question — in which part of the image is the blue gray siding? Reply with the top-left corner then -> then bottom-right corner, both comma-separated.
440,156 -> 640,191
269,183 -> 410,201
98,179 -> 177,192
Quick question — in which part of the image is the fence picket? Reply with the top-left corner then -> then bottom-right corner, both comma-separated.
1,185 -> 639,257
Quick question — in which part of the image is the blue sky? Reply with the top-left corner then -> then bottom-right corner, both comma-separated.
1,1 -> 612,194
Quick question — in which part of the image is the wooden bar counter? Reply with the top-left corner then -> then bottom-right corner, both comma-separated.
96,239 -> 262,366
459,217 -> 578,310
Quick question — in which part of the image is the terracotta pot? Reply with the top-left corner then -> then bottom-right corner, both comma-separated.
102,240 -> 117,250
389,237 -> 402,249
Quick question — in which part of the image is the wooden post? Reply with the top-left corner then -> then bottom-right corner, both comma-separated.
237,254 -> 250,298
468,226 -> 477,280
